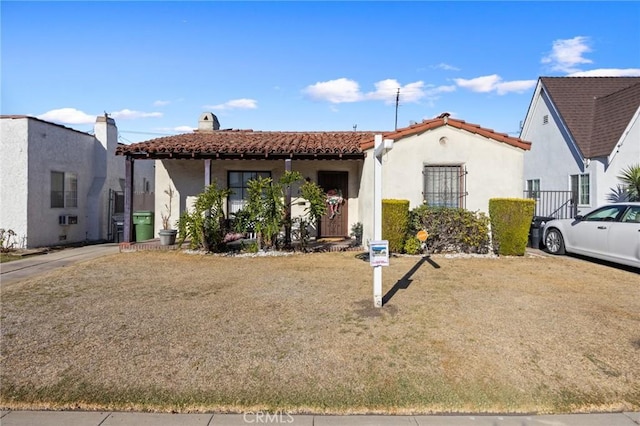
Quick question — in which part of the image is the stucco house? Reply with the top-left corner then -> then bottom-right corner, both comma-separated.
116,112 -> 531,246
521,77 -> 640,216
0,114 -> 154,248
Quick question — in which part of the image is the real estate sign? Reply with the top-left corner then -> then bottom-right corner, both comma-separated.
369,240 -> 389,267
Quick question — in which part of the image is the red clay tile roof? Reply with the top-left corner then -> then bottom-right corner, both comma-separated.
540,77 -> 640,158
115,130 -> 377,160
360,113 -> 531,151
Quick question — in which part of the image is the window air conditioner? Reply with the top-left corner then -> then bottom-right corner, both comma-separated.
59,215 -> 78,225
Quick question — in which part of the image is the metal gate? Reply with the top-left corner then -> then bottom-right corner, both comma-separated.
523,190 -> 577,219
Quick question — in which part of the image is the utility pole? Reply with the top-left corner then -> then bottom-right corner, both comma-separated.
394,88 -> 400,131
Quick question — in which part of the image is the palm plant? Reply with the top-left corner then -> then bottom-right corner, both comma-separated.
618,163 -> 640,202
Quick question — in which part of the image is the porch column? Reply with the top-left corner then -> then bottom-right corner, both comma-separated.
284,158 -> 292,246
204,159 -> 211,187
124,156 -> 134,243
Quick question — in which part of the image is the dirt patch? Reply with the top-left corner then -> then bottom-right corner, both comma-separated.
1,251 -> 638,414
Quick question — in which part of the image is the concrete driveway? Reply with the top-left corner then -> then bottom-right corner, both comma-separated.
0,243 -> 120,287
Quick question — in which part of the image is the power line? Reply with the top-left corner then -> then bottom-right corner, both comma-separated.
119,130 -> 175,136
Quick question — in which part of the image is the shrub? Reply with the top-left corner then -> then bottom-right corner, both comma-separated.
408,205 -> 490,254
382,199 -> 410,253
488,198 -> 535,256
0,229 -> 17,253
177,182 -> 231,252
403,236 -> 422,255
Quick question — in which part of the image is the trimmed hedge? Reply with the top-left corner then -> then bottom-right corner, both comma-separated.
408,205 -> 490,254
382,199 -> 410,253
488,198 -> 535,256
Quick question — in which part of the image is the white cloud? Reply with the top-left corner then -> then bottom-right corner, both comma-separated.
432,63 -> 460,71
568,68 -> 640,77
303,78 -> 363,103
455,74 -> 502,93
366,79 -> 431,104
37,108 -> 96,124
153,100 -> 171,107
37,107 -> 163,125
173,125 -> 195,132
204,98 -> 258,110
425,84 -> 457,96
303,78 -> 440,104
541,36 -> 593,73
454,74 -> 536,95
494,79 -> 537,95
110,109 -> 163,120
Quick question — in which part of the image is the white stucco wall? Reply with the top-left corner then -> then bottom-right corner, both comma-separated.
0,119 -> 30,248
522,91 -> 588,204
360,127 -> 526,244
154,158 -> 362,239
26,119 -> 97,247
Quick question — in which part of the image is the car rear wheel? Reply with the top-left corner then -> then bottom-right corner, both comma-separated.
545,228 -> 565,255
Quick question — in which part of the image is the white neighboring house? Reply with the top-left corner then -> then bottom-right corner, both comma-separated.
521,77 -> 640,216
0,115 -> 155,248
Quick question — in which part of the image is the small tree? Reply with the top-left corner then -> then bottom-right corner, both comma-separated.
246,176 -> 282,250
236,172 -> 327,251
299,178 -> 327,228
294,179 -> 327,251
177,182 -> 231,252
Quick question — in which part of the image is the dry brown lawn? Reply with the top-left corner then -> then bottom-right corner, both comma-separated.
1,250 -> 639,414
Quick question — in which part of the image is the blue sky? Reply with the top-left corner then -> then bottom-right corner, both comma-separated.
2,1 -> 639,143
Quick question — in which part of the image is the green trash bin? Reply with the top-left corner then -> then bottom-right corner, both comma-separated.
133,211 -> 154,241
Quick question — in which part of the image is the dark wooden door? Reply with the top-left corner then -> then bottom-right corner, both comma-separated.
318,171 -> 348,238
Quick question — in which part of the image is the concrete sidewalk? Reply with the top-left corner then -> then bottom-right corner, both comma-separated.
0,411 -> 638,425
0,243 -> 120,286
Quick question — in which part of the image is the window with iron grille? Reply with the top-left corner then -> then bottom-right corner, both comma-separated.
423,165 -> 467,208
227,171 -> 271,214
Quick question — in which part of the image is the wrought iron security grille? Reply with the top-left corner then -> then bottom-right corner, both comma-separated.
423,165 -> 467,208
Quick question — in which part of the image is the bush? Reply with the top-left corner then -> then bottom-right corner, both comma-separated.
382,199 -> 410,253
408,206 -> 490,254
177,182 -> 231,252
403,236 -> 422,255
488,198 -> 535,256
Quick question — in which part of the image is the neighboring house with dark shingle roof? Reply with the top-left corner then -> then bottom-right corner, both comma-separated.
521,77 -> 640,214
116,112 -> 531,244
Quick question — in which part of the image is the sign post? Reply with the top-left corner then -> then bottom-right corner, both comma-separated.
372,134 -> 393,307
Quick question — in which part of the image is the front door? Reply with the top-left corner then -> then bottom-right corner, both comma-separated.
318,171 -> 348,238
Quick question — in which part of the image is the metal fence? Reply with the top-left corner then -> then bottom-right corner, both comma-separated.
523,190 -> 577,219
